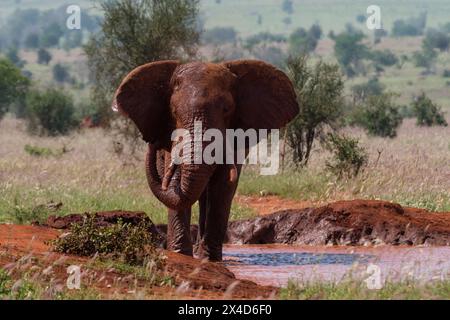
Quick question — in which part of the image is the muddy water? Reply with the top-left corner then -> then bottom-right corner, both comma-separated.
223,245 -> 450,287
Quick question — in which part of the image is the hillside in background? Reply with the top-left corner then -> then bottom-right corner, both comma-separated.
2,0 -> 450,36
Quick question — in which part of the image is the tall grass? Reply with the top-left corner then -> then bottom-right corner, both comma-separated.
280,279 -> 450,300
0,116 -> 449,226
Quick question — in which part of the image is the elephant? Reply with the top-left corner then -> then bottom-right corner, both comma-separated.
112,60 -> 299,261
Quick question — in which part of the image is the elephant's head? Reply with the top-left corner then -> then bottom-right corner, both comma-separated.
113,60 -> 298,211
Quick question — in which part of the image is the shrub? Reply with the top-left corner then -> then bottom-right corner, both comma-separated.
412,93 -> 448,127
324,133 -> 368,178
52,215 -> 164,266
24,144 -> 69,157
391,12 -> 427,37
286,55 -> 345,166
351,78 -> 385,102
423,28 -> 450,52
413,46 -> 437,73
370,49 -> 398,67
202,27 -> 237,45
353,93 -> 403,138
26,89 -> 77,135
443,69 -> 450,78
244,32 -> 286,50
0,58 -> 30,119
289,24 -> 322,54
52,63 -> 70,83
37,48 -> 52,65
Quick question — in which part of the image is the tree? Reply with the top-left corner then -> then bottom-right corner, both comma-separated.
282,0 -> 294,15
202,27 -> 237,45
332,27 -> 369,77
24,33 -> 40,49
412,93 -> 447,127
40,22 -> 64,47
0,58 -> 30,119
423,29 -> 449,52
6,47 -> 25,68
369,49 -> 398,74
391,12 -> 427,37
352,77 -> 385,102
413,46 -> 437,74
84,0 -> 200,133
286,55 -> 345,166
289,24 -> 322,55
52,64 -> 70,83
26,88 -> 77,135
37,48 -> 52,65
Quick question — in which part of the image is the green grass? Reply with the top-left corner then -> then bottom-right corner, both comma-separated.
280,278 -> 450,300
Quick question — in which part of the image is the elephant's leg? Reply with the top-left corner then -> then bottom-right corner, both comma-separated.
195,189 -> 208,257
167,208 -> 193,256
197,165 -> 242,261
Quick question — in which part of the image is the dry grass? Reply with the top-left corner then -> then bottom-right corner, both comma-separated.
0,116 -> 254,224
239,117 -> 450,212
0,116 -> 449,225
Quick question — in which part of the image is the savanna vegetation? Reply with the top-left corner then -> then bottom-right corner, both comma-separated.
0,0 -> 449,299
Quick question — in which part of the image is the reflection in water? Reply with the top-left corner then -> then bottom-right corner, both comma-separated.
223,245 -> 450,287
224,252 -> 372,267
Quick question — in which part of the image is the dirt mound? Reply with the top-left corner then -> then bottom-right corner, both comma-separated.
45,200 -> 450,247
226,200 -> 450,246
0,224 -> 276,299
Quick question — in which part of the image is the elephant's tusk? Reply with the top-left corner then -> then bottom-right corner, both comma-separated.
162,161 -> 177,191
229,164 -> 238,184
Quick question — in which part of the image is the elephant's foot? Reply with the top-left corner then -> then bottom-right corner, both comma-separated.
167,238 -> 193,257
195,240 -> 222,262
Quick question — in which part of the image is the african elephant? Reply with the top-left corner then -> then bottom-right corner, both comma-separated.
112,60 -> 299,261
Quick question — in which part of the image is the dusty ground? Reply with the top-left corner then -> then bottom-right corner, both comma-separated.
0,224 -> 276,299
1,198 -> 449,299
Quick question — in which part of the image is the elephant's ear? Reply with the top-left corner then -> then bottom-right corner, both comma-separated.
223,60 -> 299,130
113,60 -> 180,144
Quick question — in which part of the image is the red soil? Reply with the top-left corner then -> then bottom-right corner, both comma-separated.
0,224 -> 276,299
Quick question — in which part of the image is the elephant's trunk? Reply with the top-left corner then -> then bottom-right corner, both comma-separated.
146,143 -> 214,211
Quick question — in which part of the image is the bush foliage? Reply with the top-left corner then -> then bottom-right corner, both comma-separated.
286,55 -> 344,166
52,215 -> 164,266
352,93 -> 403,138
412,93 -> 448,127
25,89 -> 77,136
324,133 -> 368,179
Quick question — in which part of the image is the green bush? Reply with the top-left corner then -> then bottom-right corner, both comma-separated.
412,93 -> 448,127
286,55 -> 345,166
351,78 -> 385,102
353,93 -> 403,138
0,58 -> 30,119
52,64 -> 71,83
289,24 -> 322,54
423,28 -> 450,52
26,89 -> 78,136
37,48 -> 52,65
391,13 -> 427,37
202,27 -> 237,45
24,144 -> 69,157
324,133 -> 368,179
332,26 -> 369,77
52,215 -> 164,266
